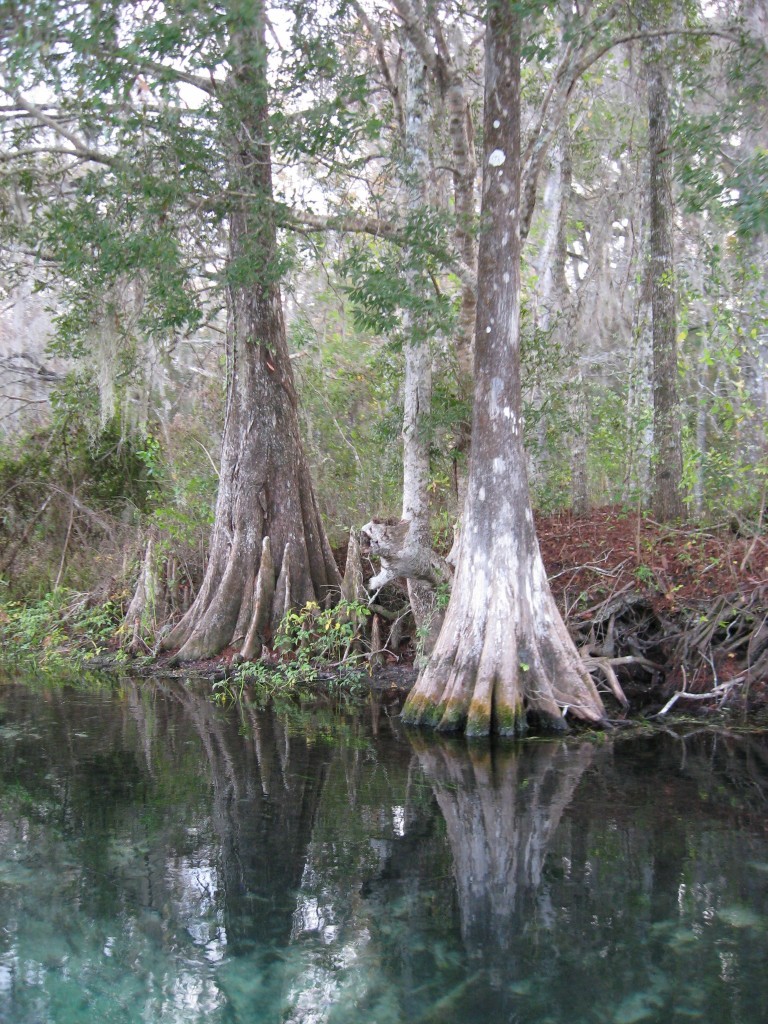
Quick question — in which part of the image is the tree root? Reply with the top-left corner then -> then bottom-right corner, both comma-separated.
566,582 -> 768,714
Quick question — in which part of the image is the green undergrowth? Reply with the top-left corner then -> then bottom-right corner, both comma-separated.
212,665 -> 370,713
213,599 -> 374,708
0,588 -> 125,675
1,593 -> 378,711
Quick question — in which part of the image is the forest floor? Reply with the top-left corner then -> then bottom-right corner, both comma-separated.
138,506 -> 768,724
536,507 -> 768,718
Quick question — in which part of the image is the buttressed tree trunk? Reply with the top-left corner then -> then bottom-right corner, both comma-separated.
162,0 -> 340,662
402,1 -> 605,736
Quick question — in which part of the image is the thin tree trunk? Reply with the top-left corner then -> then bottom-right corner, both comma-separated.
402,36 -> 440,647
162,0 -> 339,662
533,127 -> 590,511
402,0 -> 605,736
441,51 -> 476,514
392,0 -> 477,503
555,138 -> 590,515
739,0 -> 768,496
625,247 -> 654,502
645,27 -> 685,521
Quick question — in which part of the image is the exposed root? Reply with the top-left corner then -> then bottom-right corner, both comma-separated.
565,581 -> 768,714
403,577 -> 605,736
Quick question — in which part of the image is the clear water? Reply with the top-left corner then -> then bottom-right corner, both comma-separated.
1,675 -> 767,1024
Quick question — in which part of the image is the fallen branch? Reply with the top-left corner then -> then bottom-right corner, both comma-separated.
549,553 -> 626,581
368,602 -> 410,622
584,657 -> 629,708
583,652 -> 665,673
652,680 -> 739,718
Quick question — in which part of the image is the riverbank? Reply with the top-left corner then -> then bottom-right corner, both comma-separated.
114,504 -> 768,721
538,508 -> 768,717
2,507 -> 767,724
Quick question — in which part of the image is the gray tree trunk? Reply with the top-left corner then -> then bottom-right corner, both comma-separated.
391,0 -> 477,503
162,0 -> 339,661
645,28 -> 685,521
402,1 -> 605,736
401,37 -> 440,648
740,0 -> 768,495
534,128 -> 591,512
626,242 -> 654,503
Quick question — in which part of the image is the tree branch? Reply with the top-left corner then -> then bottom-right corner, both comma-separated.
0,90 -> 114,165
283,207 -> 477,291
138,58 -> 220,97
283,207 -> 401,241
0,145 -> 107,164
391,0 -> 444,85
350,0 -> 405,132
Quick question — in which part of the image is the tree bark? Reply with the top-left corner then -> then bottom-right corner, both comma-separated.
402,1 -> 605,736
401,35 -> 441,649
392,0 -> 476,500
645,25 -> 685,521
531,126 -> 590,510
555,136 -> 590,515
162,0 -> 339,661
740,0 -> 768,493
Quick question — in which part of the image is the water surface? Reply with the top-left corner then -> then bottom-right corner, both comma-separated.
1,675 -> 767,1023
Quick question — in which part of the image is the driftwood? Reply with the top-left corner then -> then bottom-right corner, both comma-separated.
361,518 -> 452,657
341,527 -> 415,662
652,679 -> 740,717
360,519 -> 452,595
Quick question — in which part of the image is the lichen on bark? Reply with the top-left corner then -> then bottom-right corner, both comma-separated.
402,0 -> 605,736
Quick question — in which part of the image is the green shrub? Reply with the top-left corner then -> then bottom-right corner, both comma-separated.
0,589 -> 123,670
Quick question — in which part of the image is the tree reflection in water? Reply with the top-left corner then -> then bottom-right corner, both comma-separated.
161,681 -> 332,953
411,736 -> 594,956
2,678 -> 768,1024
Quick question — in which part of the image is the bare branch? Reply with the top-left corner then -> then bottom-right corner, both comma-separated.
0,145 -> 108,164
284,207 -> 401,241
284,207 -> 477,291
350,0 -> 405,132
0,90 -> 114,165
581,26 -> 743,72
390,0 -> 444,84
139,58 -> 220,97
653,680 -> 739,717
